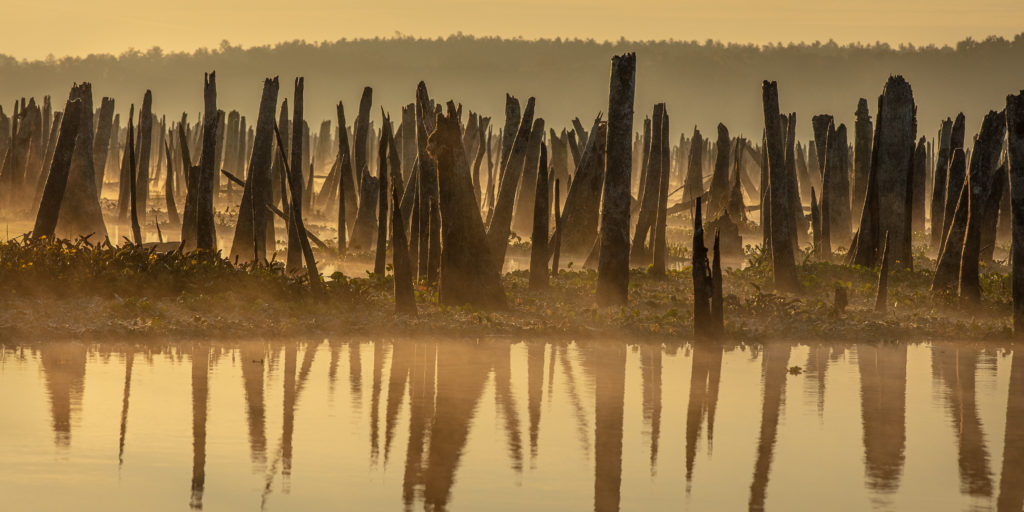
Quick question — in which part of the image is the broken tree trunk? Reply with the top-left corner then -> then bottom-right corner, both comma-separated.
1006,91 -> 1024,337
529,144 -> 550,290
853,99 -> 872,222
709,123 -> 731,215
956,110 -> 1007,302
629,104 -> 663,265
92,97 -> 115,190
354,87 -> 373,183
512,118 -> 545,237
373,122 -> 390,275
32,96 -> 82,241
229,77 -> 278,264
651,109 -> 671,278
682,128 -> 703,205
163,137 -> 180,227
276,120 -> 321,292
196,74 -> 218,252
932,149 -> 969,291
940,113 -> 967,250
762,81 -> 798,292
551,179 -> 562,276
911,136 -> 928,233
930,118 -> 953,250
136,90 -> 153,223
823,122 -> 852,248
850,76 -> 917,268
56,83 -> 107,240
596,52 -> 635,306
127,106 -> 142,245
692,197 -> 712,338
426,107 -> 506,309
391,184 -> 416,315
487,97 -> 535,269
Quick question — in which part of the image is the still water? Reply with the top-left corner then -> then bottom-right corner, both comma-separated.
1,339 -> 1022,511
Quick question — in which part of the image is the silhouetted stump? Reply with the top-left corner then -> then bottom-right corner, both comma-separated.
56,83 -> 107,240
692,197 -> 713,338
32,95 -> 82,241
1006,91 -> 1024,337
229,77 -> 279,263
630,104 -> 664,265
136,90 -> 153,223
530,144 -> 551,290
941,113 -> 967,250
957,110 -> 1006,302
488,97 -> 535,269
391,184 -> 416,315
762,81 -> 798,292
426,107 -> 506,309
930,118 -> 953,249
597,52 -> 635,306
196,73 -> 218,252
853,99 -> 872,222
851,76 -> 916,268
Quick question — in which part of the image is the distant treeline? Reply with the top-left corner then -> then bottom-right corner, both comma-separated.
2,33 -> 1023,140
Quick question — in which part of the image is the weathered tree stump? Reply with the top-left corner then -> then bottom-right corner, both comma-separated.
692,197 -> 713,338
930,118 -> 953,250
853,99 -> 873,222
32,96 -> 82,241
56,83 -> 107,240
194,74 -> 219,252
487,97 -> 535,269
761,81 -> 798,292
529,144 -> 550,290
229,77 -> 279,264
630,104 -> 663,265
136,90 -> 153,223
940,113 -> 967,250
1006,91 -> 1024,337
596,52 -> 635,306
850,76 -> 917,268
708,123 -> 731,215
651,110 -> 671,278
391,184 -> 416,315
956,110 -> 1006,302
426,107 -> 506,309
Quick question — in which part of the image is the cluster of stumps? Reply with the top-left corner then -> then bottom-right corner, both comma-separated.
4,52 -> 1024,339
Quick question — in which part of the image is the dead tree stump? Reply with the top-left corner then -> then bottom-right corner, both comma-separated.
596,52 -> 635,306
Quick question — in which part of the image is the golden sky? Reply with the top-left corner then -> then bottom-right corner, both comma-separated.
6,0 -> 1023,60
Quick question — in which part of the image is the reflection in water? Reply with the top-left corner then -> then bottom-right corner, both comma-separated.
190,344 -> 209,510
748,343 -> 791,512
998,348 -> 1024,512
582,343 -> 626,512
931,343 -> 993,497
118,350 -> 134,466
13,340 -> 1024,512
241,343 -> 267,468
858,343 -> 907,495
803,343 -> 831,417
685,342 -> 722,486
527,342 -> 545,462
402,341 -> 436,509
640,343 -> 662,474
421,342 -> 493,510
40,342 -> 87,448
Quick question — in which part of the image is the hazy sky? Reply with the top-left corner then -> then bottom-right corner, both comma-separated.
5,0 -> 1023,60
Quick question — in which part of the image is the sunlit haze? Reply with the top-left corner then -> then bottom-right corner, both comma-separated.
6,0 -> 1024,59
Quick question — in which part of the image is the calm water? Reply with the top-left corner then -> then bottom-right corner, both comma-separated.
1,339 -> 1022,512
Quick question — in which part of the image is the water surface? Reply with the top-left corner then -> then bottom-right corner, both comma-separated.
1,339 -> 1022,511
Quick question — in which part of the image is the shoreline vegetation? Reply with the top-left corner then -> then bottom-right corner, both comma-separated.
0,234 -> 1010,342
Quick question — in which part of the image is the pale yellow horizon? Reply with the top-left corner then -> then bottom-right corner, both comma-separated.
4,0 -> 1023,60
